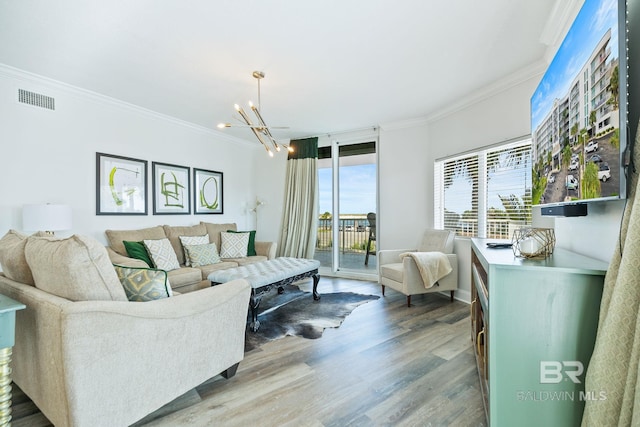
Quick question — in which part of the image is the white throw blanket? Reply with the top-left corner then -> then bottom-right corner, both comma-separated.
400,251 -> 452,289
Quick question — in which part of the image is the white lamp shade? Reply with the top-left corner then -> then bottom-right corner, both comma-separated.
23,204 -> 72,232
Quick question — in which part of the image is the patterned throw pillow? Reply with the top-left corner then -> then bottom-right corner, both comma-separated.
183,243 -> 221,267
143,238 -> 180,271
220,232 -> 249,258
179,234 -> 209,266
226,230 -> 256,256
113,265 -> 173,301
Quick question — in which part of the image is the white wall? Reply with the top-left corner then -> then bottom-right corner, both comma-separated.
377,71 -> 625,302
378,122 -> 431,250
0,65 -> 272,245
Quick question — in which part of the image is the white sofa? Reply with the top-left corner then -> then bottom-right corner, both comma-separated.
0,230 -> 251,427
106,222 -> 277,293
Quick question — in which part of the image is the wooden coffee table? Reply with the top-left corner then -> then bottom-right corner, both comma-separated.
208,257 -> 321,332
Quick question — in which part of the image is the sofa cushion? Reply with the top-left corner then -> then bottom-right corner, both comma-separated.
25,234 -> 128,301
166,267 -> 204,288
228,255 -> 268,266
220,232 -> 249,258
200,222 -> 237,254
198,261 -> 240,279
163,224 -> 207,265
123,240 -> 152,267
179,234 -> 209,266
113,265 -> 173,301
106,226 -> 167,257
184,243 -> 221,267
419,230 -> 454,253
380,263 -> 404,283
0,230 -> 35,285
226,229 -> 257,256
143,238 -> 181,271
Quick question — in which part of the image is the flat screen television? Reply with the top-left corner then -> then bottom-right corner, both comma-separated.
531,0 -> 628,212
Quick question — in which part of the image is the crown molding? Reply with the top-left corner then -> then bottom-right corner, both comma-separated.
379,116 -> 429,131
539,0 -> 584,63
425,61 -> 547,123
0,63 -> 255,147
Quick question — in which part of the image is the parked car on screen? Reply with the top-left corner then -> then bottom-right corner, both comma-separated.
548,174 -> 556,184
585,140 -> 599,153
569,159 -> 579,171
598,163 -> 611,182
588,154 -> 603,163
566,175 -> 579,190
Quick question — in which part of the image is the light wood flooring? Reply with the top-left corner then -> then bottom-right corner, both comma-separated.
11,277 -> 486,427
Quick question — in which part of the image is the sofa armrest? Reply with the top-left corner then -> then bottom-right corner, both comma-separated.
255,241 -> 277,259
106,247 -> 148,268
378,249 -> 416,265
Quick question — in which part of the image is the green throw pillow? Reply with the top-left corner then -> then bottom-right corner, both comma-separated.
123,241 -> 153,267
226,230 -> 256,256
113,264 -> 172,301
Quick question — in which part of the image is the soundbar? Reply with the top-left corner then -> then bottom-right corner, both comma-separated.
540,203 -> 588,217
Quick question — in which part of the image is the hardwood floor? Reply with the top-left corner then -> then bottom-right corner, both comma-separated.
11,277 -> 486,427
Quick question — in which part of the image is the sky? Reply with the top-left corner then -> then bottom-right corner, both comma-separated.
530,0 -> 619,132
318,164 -> 376,215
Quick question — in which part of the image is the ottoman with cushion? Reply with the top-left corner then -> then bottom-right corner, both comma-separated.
209,257 -> 321,331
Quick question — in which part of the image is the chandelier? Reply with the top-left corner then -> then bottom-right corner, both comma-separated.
218,71 -> 292,157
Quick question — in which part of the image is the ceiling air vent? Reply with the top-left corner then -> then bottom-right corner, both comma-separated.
18,89 -> 55,110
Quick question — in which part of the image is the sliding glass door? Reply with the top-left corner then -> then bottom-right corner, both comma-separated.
315,139 -> 377,277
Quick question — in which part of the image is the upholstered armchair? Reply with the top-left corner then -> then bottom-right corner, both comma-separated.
378,229 -> 458,307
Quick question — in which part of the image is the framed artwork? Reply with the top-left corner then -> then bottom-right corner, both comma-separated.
152,162 -> 190,215
193,168 -> 223,214
96,152 -> 147,215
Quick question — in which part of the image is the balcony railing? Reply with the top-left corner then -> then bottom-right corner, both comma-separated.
316,216 -> 522,254
316,215 -> 374,254
453,219 -> 526,239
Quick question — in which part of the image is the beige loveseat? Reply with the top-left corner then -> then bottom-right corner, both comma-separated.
106,222 -> 277,293
0,230 -> 252,427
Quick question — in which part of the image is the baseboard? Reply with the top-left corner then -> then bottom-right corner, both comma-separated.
445,288 -> 471,304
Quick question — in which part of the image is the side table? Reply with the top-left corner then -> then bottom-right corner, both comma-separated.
0,295 -> 25,426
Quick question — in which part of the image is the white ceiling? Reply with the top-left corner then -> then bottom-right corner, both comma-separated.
0,0 -> 578,143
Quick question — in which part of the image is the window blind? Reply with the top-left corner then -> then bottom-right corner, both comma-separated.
434,138 -> 532,238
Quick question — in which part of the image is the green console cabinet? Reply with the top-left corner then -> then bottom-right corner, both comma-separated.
470,238 -> 607,427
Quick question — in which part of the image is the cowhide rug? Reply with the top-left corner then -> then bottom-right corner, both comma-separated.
244,284 -> 379,352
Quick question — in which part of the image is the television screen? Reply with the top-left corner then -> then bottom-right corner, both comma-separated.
531,0 -> 627,207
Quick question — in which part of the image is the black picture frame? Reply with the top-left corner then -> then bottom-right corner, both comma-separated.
152,162 -> 191,215
193,168 -> 223,214
96,152 -> 148,215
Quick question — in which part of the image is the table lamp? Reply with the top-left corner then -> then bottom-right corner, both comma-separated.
22,204 -> 72,235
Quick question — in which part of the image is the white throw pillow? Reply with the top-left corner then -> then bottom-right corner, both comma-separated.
220,232 -> 249,258
179,234 -> 209,266
143,238 -> 181,271
183,243 -> 221,267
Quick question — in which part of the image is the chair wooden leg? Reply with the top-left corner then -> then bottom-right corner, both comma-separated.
450,291 -> 454,302
365,238 -> 371,265
407,295 -> 411,307
381,285 -> 385,296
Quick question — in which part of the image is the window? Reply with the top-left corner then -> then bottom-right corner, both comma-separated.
434,138 -> 532,238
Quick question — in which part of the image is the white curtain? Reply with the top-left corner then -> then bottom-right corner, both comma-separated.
582,119 -> 640,425
278,137 -> 318,258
